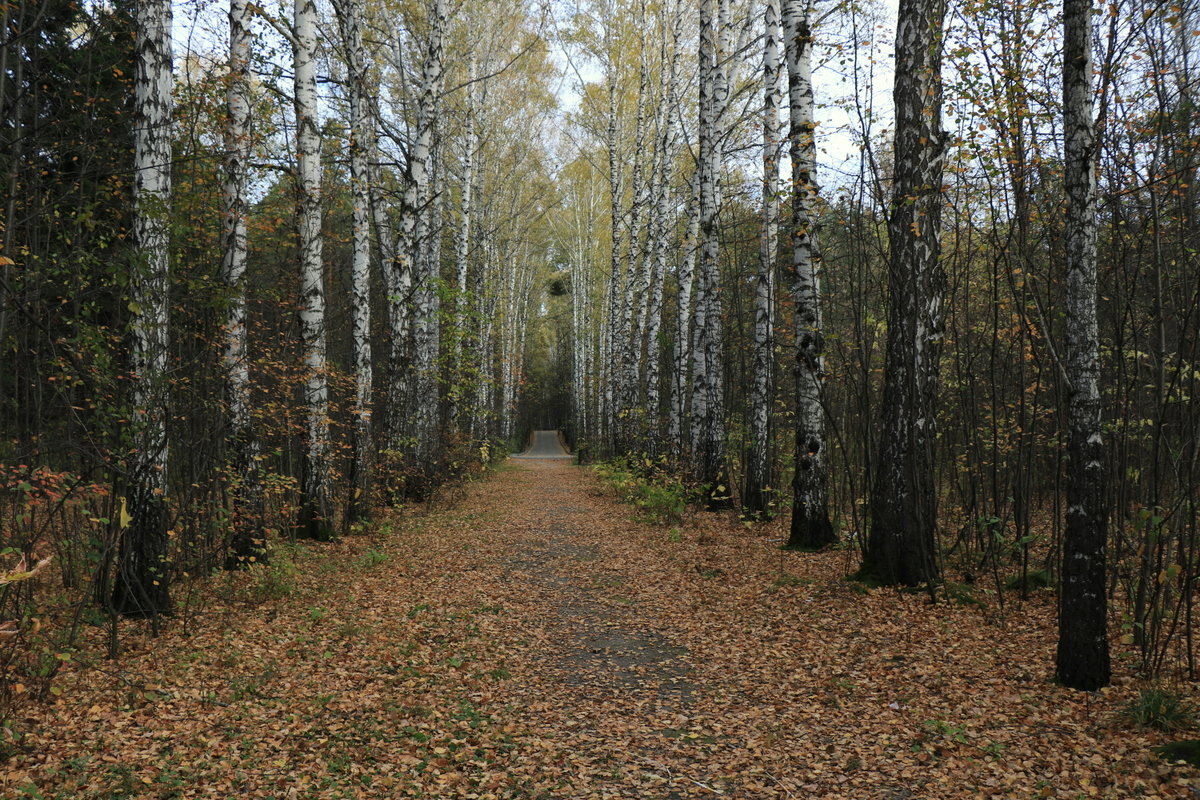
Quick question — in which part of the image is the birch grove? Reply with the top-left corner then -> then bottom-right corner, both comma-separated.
11,0 -> 1195,690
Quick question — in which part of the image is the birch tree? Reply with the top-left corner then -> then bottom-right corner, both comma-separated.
691,0 -> 731,507
450,59 -> 477,431
668,177 -> 700,462
784,0 -> 834,547
405,0 -> 446,498
605,75 -> 627,455
222,0 -> 265,564
639,0 -> 684,456
744,0 -> 783,520
1056,0 -> 1110,690
334,0 -> 373,525
863,0 -> 946,584
294,0 -> 334,540
113,0 -> 173,616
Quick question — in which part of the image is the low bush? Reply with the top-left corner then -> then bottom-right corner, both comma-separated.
594,457 -> 690,526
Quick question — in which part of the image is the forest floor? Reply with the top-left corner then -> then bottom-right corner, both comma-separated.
3,457 -> 1199,799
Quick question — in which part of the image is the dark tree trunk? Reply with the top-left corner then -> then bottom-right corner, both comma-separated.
863,0 -> 946,585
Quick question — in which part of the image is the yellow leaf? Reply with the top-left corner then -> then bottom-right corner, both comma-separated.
118,496 -> 133,530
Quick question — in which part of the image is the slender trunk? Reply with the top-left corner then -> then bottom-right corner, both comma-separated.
623,4 -> 650,446
336,0 -> 373,525
692,0 -> 730,508
863,0 -> 946,584
113,0 -> 173,616
1056,0 -> 1110,691
606,77 -> 627,456
408,0 -> 445,497
451,60 -> 476,431
642,5 -> 684,456
784,0 -> 834,546
223,0 -> 266,564
745,0 -> 783,520
669,176 -> 700,461
294,0 -> 334,540
386,0 -> 442,473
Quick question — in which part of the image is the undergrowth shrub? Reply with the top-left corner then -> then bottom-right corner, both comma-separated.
594,457 -> 690,526
248,545 -> 300,601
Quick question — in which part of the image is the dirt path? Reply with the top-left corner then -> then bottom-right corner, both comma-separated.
4,459 -> 1192,798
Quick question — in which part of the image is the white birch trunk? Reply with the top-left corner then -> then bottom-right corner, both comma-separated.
622,5 -> 651,444
114,0 -> 173,616
395,0 -> 444,487
336,0 -> 373,524
744,0 -> 783,520
784,0 -> 834,545
451,60 -> 476,431
605,77 -> 627,455
642,5 -> 684,455
668,175 -> 700,461
692,0 -> 730,507
294,0 -> 334,540
222,0 -> 265,564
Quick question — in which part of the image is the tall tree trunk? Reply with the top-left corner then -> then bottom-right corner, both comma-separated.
642,1 -> 684,458
1056,0 -> 1110,691
113,0 -> 173,616
744,0 -> 783,520
691,0 -> 730,508
605,77 -> 626,456
336,0 -> 373,525
294,0 -> 334,541
863,0 -> 946,584
222,0 -> 266,565
668,176 -> 700,462
406,0 -> 446,499
451,59 -> 476,432
784,0 -> 834,547
623,3 -> 650,447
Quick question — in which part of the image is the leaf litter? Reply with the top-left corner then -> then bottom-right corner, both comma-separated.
2,458 -> 1197,798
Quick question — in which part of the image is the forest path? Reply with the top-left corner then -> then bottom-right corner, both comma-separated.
8,459 -> 1184,799
511,430 -> 573,459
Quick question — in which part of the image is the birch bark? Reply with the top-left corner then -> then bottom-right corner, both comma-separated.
605,77 -> 627,455
222,0 -> 266,564
784,0 -> 834,546
691,0 -> 731,507
744,0 -> 783,520
450,60 -> 476,431
113,0 -> 173,616
294,0 -> 334,541
1056,0 -> 1110,690
335,0 -> 373,524
668,176 -> 700,461
408,0 -> 445,497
